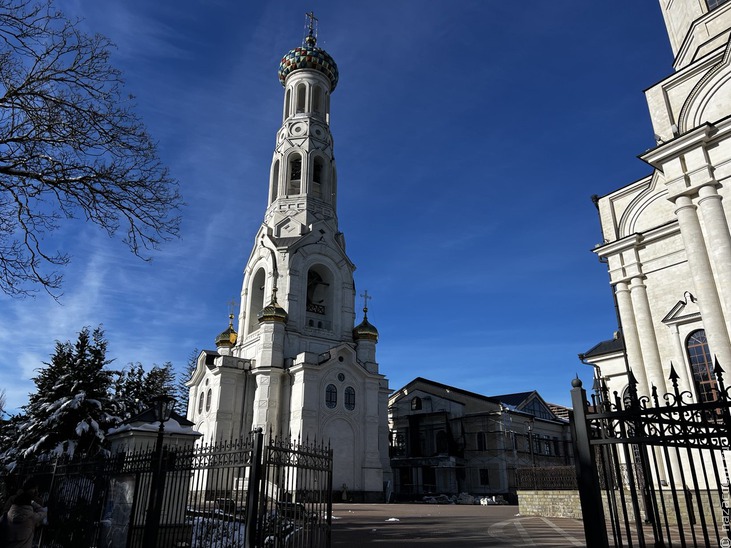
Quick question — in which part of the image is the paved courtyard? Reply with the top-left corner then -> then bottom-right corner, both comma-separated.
331,503 -> 587,547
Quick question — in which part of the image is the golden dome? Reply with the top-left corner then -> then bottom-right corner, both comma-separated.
215,315 -> 238,348
258,289 -> 288,324
353,313 -> 378,342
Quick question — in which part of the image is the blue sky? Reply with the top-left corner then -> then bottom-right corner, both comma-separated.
0,1 -> 673,413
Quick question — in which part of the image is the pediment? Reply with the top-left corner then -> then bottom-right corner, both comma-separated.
515,393 -> 557,421
274,217 -> 305,238
618,172 -> 674,237
679,38 -> 731,130
662,291 -> 701,325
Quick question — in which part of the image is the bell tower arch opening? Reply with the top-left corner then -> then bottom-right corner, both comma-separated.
287,153 -> 302,195
312,155 -> 326,200
270,160 -> 280,203
247,268 -> 266,335
306,265 -> 333,331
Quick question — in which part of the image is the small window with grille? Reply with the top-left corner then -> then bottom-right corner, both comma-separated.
326,384 -> 337,409
345,387 -> 355,410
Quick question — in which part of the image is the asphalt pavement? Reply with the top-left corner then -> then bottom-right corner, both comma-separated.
330,503 -> 587,547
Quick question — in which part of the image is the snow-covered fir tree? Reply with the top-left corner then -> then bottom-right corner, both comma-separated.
16,326 -> 117,459
113,361 -> 177,420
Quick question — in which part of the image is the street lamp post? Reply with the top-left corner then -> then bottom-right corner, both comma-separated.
527,422 -> 535,468
142,394 -> 176,548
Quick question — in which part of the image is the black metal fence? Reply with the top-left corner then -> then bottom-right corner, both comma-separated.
571,365 -> 731,548
515,466 -> 577,490
1,429 -> 333,548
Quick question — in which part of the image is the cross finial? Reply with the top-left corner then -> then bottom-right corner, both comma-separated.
360,290 -> 372,315
304,12 -> 318,46
228,298 -> 238,319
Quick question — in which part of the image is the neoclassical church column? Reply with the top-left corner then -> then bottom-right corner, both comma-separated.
674,195 -> 731,367
696,184 -> 731,334
615,281 -> 650,395
628,276 -> 667,394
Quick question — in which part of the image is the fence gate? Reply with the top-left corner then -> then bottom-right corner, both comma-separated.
571,367 -> 731,548
254,435 -> 333,548
2,429 -> 333,548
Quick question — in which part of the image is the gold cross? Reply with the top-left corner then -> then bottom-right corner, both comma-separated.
228,298 -> 239,320
360,290 -> 372,312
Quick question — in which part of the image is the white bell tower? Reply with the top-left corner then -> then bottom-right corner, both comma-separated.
187,13 -> 392,502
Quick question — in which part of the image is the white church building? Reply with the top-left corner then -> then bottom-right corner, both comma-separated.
186,18 -> 392,502
582,0 -> 731,411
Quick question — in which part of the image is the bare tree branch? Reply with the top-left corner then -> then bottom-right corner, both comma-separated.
0,0 -> 181,297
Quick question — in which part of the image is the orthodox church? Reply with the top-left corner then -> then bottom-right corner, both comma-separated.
582,1 -> 731,406
186,16 -> 392,501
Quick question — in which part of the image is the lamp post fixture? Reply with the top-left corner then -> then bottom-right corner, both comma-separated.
527,422 -> 536,468
142,394 -> 176,548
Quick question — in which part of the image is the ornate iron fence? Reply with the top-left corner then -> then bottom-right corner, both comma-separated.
1,429 -> 333,548
515,466 -> 577,490
571,364 -> 731,548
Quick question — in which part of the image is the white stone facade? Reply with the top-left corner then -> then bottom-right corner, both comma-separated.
186,28 -> 391,501
584,1 -> 731,417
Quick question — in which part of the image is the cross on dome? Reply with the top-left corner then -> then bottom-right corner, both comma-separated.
304,11 -> 318,46
360,290 -> 372,314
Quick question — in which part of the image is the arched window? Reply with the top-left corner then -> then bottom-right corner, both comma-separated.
687,329 -> 717,402
312,157 -> 324,199
288,154 -> 302,195
305,265 -> 333,331
345,387 -> 355,410
411,397 -> 422,411
312,86 -> 322,114
270,160 -> 279,202
247,268 -> 266,335
206,389 -> 212,411
621,386 -> 632,409
296,83 -> 306,113
325,384 -> 337,408
708,0 -> 727,11
284,88 -> 291,119
306,270 -> 327,314
198,392 -> 205,414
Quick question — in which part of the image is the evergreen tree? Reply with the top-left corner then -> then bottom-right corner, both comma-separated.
175,348 -> 199,415
16,326 -> 116,459
113,361 -> 177,419
0,412 -> 22,466
112,362 -> 147,420
143,362 -> 177,403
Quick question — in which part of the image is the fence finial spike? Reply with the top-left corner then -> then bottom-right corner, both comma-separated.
669,362 -> 679,380
714,355 -> 725,376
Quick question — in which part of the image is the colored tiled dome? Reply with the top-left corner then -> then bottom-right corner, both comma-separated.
278,35 -> 339,91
